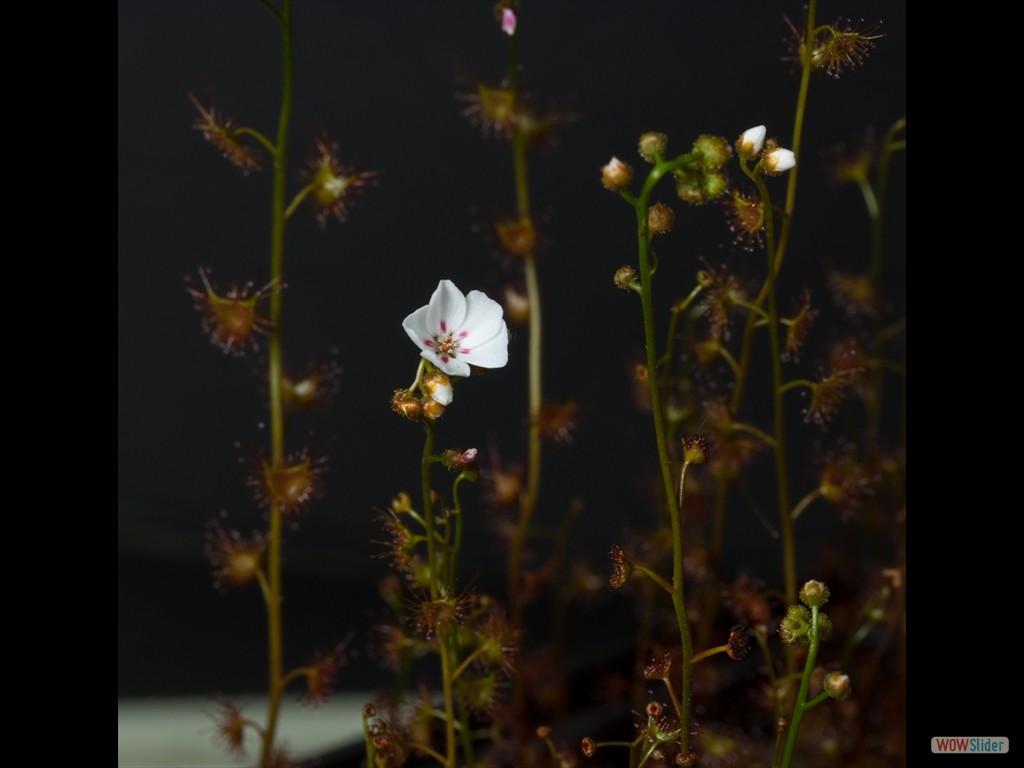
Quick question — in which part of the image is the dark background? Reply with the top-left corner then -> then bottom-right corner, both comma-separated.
118,0 -> 907,731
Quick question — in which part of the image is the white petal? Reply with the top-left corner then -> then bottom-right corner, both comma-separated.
461,323 -> 508,369
426,379 -> 453,406
425,280 -> 467,336
402,305 -> 432,352
462,290 -> 506,341
738,125 -> 766,157
765,147 -> 796,172
439,356 -> 471,377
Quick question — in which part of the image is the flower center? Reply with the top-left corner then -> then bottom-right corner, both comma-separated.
434,333 -> 459,357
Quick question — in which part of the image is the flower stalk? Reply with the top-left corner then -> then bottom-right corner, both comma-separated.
627,152 -> 705,756
259,2 -> 293,765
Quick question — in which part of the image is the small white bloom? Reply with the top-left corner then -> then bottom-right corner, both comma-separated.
736,125 -> 766,159
763,146 -> 796,174
403,279 -> 509,378
501,7 -> 517,36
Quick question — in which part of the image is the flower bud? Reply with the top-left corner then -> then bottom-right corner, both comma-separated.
391,492 -> 414,513
648,202 -> 675,234
442,447 -> 478,472
609,544 -> 633,589
638,131 -> 668,162
391,389 -> 422,421
726,625 -> 751,660
422,396 -> 445,420
696,269 -> 716,288
702,172 -> 728,200
682,435 -> 710,465
423,370 -> 453,406
581,737 -> 596,757
736,125 -> 766,159
502,284 -> 530,325
763,145 -> 796,174
693,134 -> 732,169
824,671 -> 852,700
800,579 -> 830,608
614,265 -> 639,291
601,157 -> 633,191
499,6 -> 516,36
496,216 -> 535,258
779,605 -> 812,646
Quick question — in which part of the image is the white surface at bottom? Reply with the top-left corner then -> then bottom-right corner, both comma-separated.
117,694 -> 370,767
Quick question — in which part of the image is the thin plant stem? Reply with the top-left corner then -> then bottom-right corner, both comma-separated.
420,421 -> 438,601
630,153 -> 701,755
747,163 -> 796,614
503,13 -> 545,717
730,0 -> 817,420
790,489 -> 821,523
779,604 -> 824,768
260,2 -> 293,765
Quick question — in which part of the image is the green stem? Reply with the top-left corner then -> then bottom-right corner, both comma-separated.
780,379 -> 815,394
632,156 -> 699,755
504,12 -> 544,720
790,489 -> 821,523
447,474 -> 468,593
749,166 -> 796,609
779,605 -> 823,768
632,562 -> 674,597
730,0 -> 817,415
732,421 -> 777,447
421,421 -> 438,600
234,125 -> 277,155
439,638 -> 457,768
260,2 -> 293,766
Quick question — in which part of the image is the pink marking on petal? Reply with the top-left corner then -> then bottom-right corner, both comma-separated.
440,356 -> 449,363
440,320 -> 447,332
458,330 -> 469,339
424,339 -> 433,346
461,347 -> 472,354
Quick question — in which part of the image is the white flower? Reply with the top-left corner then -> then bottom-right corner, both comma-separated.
763,146 -> 796,174
736,125 -> 766,159
403,279 -> 509,377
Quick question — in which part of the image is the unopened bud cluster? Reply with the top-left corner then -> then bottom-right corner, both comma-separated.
673,134 -> 731,206
779,579 -> 834,646
736,125 -> 796,175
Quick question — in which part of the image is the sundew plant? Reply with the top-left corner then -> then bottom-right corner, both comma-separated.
117,1 -> 906,767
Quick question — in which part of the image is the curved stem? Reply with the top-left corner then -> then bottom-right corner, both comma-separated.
790,489 -> 821,523
234,125 -> 277,155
